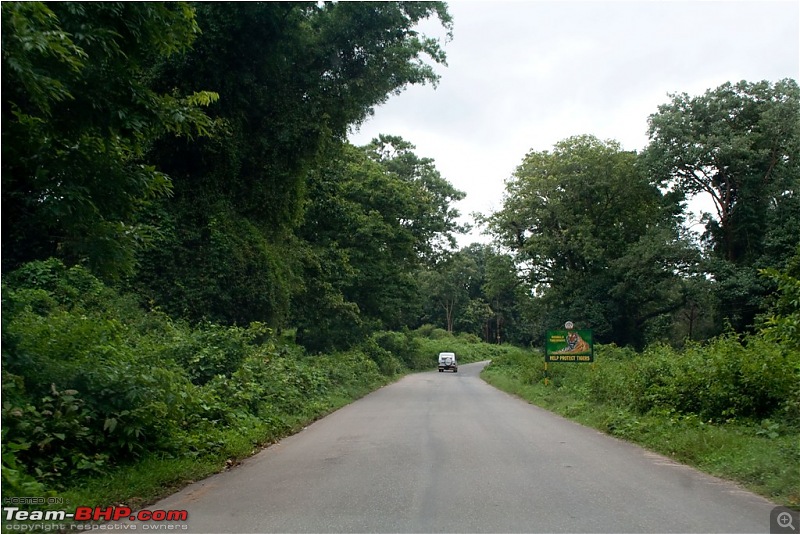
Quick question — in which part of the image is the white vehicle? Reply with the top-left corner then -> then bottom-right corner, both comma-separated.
438,352 -> 458,373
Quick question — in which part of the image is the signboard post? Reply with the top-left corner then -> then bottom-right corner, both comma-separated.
544,322 -> 594,385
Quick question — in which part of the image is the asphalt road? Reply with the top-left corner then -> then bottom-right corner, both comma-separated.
145,361 -> 778,533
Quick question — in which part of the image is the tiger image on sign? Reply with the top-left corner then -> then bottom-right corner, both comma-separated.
556,331 -> 590,354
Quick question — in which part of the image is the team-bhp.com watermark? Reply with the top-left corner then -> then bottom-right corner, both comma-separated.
3,499 -> 188,532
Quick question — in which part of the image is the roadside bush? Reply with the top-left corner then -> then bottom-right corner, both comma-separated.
482,345 -> 543,384
360,337 -> 402,376
414,324 -> 452,340
413,324 -> 436,337
783,379 -> 800,426
372,330 -> 427,370
3,286 -> 198,484
681,335 -> 797,422
1,261 -> 240,486
165,322 -> 269,386
1,427 -> 56,498
311,350 -> 385,398
596,335 -> 800,423
759,259 -> 800,351
1,260 -> 437,498
489,335 -> 800,427
457,332 -> 482,344
2,379 -> 107,486
623,344 -> 682,415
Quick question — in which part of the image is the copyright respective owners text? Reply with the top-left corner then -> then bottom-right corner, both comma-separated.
3,502 -> 189,532
772,506 -> 800,534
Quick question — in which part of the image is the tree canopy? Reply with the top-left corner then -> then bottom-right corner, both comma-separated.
295,138 -> 464,352
3,2 -> 797,353
644,79 -> 800,330
489,135 -> 696,347
131,2 -> 454,328
2,2 -> 218,279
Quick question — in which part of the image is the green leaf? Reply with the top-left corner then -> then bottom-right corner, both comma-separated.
103,418 -> 117,433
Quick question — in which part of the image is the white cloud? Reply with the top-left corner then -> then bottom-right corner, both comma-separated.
349,0 -> 800,247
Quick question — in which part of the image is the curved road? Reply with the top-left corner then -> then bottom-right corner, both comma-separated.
147,362 -> 777,533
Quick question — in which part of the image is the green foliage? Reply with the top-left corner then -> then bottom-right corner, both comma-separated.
2,2 -> 218,279
486,333 -> 799,427
644,79 -> 800,331
759,249 -> 800,350
291,235 -> 364,353
419,251 -> 479,333
646,79 -> 800,264
137,3 -> 452,328
2,381 -> 107,485
360,338 -> 403,376
363,135 -> 467,260
489,135 -> 694,347
1,426 -> 56,499
419,244 -> 530,346
3,266 -> 197,480
164,322 -> 269,386
477,345 -> 544,386
481,80 -> 799,348
1,259 -> 466,495
134,202 -> 296,327
4,0 -> 454,329
372,331 -> 427,370
294,140 -> 464,351
414,324 -> 449,339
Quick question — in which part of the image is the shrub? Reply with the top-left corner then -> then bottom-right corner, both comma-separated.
2,261 -> 198,480
165,322 -> 269,386
1,260 -> 419,494
457,332 -> 482,344
414,324 -> 452,340
486,337 -> 799,428
654,335 -> 798,422
360,338 -> 402,376
372,331 -> 426,370
2,380 -> 107,486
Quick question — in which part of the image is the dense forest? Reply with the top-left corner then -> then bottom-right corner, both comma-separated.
2,2 -> 798,501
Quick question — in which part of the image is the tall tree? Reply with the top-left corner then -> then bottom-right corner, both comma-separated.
295,139 -> 464,351
489,135 -> 693,347
482,248 -> 529,344
419,252 -> 478,333
446,244 -> 528,344
364,134 -> 466,262
295,143 -> 420,351
644,79 -> 800,330
2,2 -> 217,279
134,2 -> 453,326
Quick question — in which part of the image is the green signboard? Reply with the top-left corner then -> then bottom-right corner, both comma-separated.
545,330 -> 594,362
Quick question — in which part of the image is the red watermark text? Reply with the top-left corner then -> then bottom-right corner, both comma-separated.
73,507 -> 188,522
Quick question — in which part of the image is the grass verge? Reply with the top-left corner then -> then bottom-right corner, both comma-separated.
57,377 -> 391,512
481,360 -> 800,509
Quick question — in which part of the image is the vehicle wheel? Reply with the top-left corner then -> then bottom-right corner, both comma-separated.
439,369 -> 443,372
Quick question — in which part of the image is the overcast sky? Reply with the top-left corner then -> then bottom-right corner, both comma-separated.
348,0 -> 800,246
